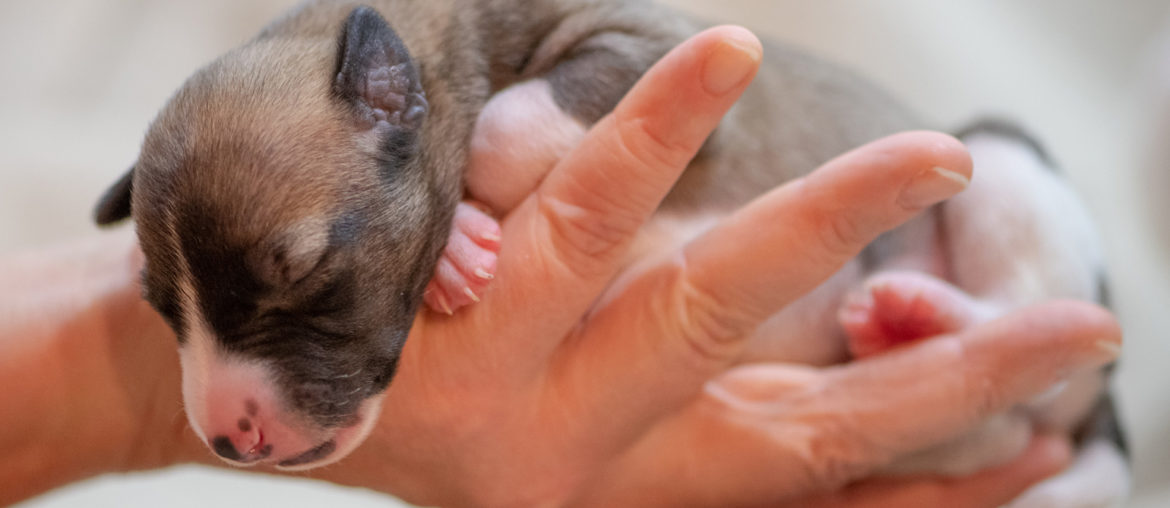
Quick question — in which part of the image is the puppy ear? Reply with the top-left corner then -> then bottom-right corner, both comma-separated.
94,166 -> 134,225
333,6 -> 428,132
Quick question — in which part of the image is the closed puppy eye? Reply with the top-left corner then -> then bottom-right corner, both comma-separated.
251,220 -> 332,288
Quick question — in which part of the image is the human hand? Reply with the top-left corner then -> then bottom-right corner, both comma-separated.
583,300 -> 1113,506
299,26 -> 1119,506
0,26 -> 1120,507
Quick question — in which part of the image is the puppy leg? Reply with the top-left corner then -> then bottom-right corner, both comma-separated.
453,12 -> 676,311
438,7 -> 681,313
466,80 -> 587,214
428,76 -> 591,314
469,1 -> 684,211
423,78 -> 591,316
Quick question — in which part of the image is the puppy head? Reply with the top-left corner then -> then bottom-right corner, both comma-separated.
96,7 -> 441,470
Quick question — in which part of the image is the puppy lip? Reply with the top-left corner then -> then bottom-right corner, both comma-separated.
271,395 -> 384,471
218,458 -> 261,468
269,418 -> 356,469
214,443 -> 275,467
276,438 -> 338,468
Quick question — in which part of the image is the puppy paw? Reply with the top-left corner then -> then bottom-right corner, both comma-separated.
423,202 -> 500,314
838,270 -> 993,358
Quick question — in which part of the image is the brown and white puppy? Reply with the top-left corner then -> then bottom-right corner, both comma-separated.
93,0 -> 1127,500
93,0 -> 691,471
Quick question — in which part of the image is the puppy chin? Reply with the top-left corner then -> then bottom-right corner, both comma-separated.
274,395 -> 383,471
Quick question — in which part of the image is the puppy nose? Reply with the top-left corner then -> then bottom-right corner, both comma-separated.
207,410 -> 269,463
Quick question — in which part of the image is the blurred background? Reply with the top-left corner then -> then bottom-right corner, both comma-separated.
3,1 -> 1168,506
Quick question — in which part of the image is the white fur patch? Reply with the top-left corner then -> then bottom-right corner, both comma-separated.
945,133 -> 1104,307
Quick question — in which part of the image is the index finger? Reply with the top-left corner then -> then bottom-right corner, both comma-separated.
475,26 -> 763,356
681,130 -> 973,339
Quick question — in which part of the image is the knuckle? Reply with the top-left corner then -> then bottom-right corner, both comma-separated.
812,209 -> 870,261
668,263 -> 752,365
940,336 -> 1003,420
528,112 -> 698,279
797,419 -> 883,489
536,191 -> 638,276
961,362 -> 1004,420
614,112 -> 692,174
962,386 -> 1000,423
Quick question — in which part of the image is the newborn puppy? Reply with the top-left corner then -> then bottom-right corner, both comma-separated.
93,0 -> 1126,498
94,0 -> 691,471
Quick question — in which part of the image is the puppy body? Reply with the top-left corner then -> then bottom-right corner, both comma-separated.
95,0 -> 1127,500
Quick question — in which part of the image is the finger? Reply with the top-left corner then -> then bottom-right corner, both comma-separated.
581,301 -> 1118,506
800,433 -> 1072,508
714,300 -> 1120,470
683,131 -> 973,340
465,26 -> 762,359
552,132 -> 972,434
534,25 -> 762,274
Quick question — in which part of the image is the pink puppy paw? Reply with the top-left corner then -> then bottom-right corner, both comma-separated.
839,271 -> 994,358
423,202 -> 501,315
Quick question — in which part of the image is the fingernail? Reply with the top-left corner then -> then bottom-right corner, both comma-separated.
1094,339 -> 1121,360
702,31 -> 762,95
474,267 -> 494,280
435,293 -> 453,315
481,231 -> 501,243
897,166 -> 970,210
463,287 -> 480,303
1032,380 -> 1069,405
1063,339 -> 1119,377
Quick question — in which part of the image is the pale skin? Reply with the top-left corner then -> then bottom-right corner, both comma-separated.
0,27 -> 1121,507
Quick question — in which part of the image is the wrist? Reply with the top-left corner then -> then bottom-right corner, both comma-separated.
0,230 -> 197,503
